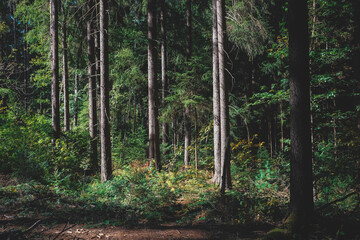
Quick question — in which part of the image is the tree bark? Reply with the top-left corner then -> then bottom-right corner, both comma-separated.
88,0 -> 98,172
62,5 -> 70,131
184,0 -> 192,167
73,38 -> 83,127
212,0 -> 221,185
287,0 -> 314,227
194,107 -> 198,172
99,0 -> 112,182
50,0 -> 60,142
353,0 -> 360,191
160,0 -> 169,150
148,0 -> 161,171
217,0 -> 231,193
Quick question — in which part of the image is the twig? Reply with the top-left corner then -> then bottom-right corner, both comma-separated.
316,191 -> 358,212
23,220 -> 41,234
52,223 -> 77,240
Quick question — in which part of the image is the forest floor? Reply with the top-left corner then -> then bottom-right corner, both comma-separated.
1,172 -> 360,239
0,173 -> 270,239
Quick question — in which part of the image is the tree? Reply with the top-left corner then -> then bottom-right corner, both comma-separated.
354,0 -> 360,130
148,0 -> 161,171
217,0 -> 231,192
61,3 -> 70,131
287,0 -> 313,228
212,0 -> 221,185
160,0 -> 168,151
50,0 -> 60,142
88,0 -> 98,172
99,0 -> 112,181
184,0 -> 192,167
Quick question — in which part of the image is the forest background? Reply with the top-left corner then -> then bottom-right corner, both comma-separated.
0,0 -> 360,239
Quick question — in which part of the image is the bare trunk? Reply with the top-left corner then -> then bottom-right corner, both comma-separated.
268,113 -> 273,158
133,99 -> 137,132
195,108 -> 198,172
88,0 -> 98,172
217,0 -> 231,192
212,0 -> 221,185
288,0 -> 313,227
280,101 -> 284,151
148,0 -> 161,171
73,39 -> 82,127
95,4 -> 101,125
184,0 -> 192,167
332,99 -> 337,160
62,6 -> 70,131
160,0 -> 168,148
184,106 -> 191,166
100,0 -> 112,181
50,0 -> 60,142
173,121 -> 176,154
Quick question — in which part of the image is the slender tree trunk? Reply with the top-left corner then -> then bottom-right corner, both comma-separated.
184,106 -> 191,166
24,24 -> 29,110
95,3 -> 101,126
287,0 -> 313,228
280,101 -> 284,151
133,99 -> 137,132
88,0 -> 98,172
212,0 -> 221,185
267,112 -> 273,158
50,0 -> 60,142
99,0 -> 112,182
173,121 -> 176,154
148,0 -> 161,171
217,0 -> 231,193
184,0 -> 192,167
62,5 -> 70,131
160,0 -> 168,150
353,0 -> 360,190
73,39 -> 83,127
195,107 -> 198,172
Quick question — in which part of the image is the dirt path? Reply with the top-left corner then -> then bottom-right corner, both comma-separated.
0,219 -> 267,239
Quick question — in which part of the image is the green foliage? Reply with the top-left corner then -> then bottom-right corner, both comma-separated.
227,0 -> 270,59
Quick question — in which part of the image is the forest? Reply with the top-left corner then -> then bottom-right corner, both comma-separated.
0,0 -> 360,239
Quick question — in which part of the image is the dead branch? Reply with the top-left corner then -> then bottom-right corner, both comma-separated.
316,191 -> 358,212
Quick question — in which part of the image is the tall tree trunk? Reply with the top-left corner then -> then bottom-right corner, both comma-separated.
353,0 -> 360,191
73,39 -> 83,127
287,0 -> 313,228
194,107 -> 198,172
280,101 -> 284,151
184,0 -> 192,167
95,3 -> 101,126
50,0 -> 60,142
99,0 -> 112,182
88,0 -> 98,172
148,0 -> 161,171
212,0 -> 221,185
62,5 -> 70,131
217,0 -> 231,193
160,0 -> 168,150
